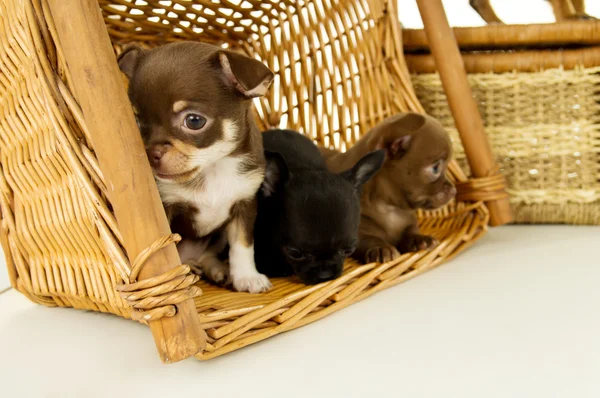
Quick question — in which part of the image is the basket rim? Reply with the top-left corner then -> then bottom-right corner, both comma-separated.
403,20 -> 600,52
405,46 -> 600,74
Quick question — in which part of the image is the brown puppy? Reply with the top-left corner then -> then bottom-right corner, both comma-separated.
118,42 -> 274,293
322,113 -> 456,264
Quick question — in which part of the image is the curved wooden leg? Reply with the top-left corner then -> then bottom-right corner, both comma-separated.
571,0 -> 586,14
415,0 -> 513,226
469,0 -> 504,24
548,0 -> 595,20
561,0 -> 596,20
549,0 -> 576,21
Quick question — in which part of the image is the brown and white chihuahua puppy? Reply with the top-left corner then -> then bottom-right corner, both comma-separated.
118,42 -> 274,293
321,113 -> 456,264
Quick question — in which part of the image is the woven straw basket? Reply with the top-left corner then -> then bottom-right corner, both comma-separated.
405,22 -> 600,225
0,0 -> 509,362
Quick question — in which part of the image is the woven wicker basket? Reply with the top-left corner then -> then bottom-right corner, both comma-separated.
0,0 -> 508,362
405,22 -> 600,225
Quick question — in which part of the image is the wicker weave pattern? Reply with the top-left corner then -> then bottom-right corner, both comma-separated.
1,0 -> 488,359
101,0 -> 425,150
191,199 -> 488,359
412,66 -> 600,224
0,0 -> 132,314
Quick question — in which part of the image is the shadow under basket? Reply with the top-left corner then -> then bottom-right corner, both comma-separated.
0,0 -> 489,360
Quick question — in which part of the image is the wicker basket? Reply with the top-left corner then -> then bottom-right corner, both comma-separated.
404,22 -> 600,225
0,0 -> 508,362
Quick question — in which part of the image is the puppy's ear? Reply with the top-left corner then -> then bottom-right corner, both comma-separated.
217,51 -> 274,99
262,151 -> 289,197
377,135 -> 412,159
341,149 -> 385,189
117,44 -> 144,80
367,112 -> 426,158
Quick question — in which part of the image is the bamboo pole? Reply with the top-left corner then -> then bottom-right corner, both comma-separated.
415,0 -> 513,226
405,46 -> 600,74
403,20 -> 600,51
45,0 -> 206,363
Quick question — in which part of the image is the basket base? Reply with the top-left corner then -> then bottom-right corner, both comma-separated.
192,202 -> 489,359
11,202 -> 488,359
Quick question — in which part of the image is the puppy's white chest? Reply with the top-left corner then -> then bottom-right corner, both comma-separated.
374,201 -> 413,241
160,157 -> 263,237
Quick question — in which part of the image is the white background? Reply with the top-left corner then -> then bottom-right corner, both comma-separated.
399,0 -> 600,28
2,226 -> 599,398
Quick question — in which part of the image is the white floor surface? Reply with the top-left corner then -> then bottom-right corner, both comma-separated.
0,225 -> 599,398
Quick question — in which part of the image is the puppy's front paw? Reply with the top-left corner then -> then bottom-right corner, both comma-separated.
177,239 -> 209,265
204,263 -> 232,285
398,234 -> 439,253
194,259 -> 231,286
232,272 -> 272,293
188,262 -> 203,277
365,244 -> 401,263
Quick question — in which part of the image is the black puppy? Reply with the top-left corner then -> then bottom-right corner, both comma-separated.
254,129 -> 385,285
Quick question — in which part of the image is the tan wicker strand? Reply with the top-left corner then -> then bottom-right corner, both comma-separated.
403,20 -> 600,51
127,234 -> 182,284
122,276 -> 201,305
117,264 -> 191,293
406,46 -> 600,74
128,305 -> 177,323
455,172 -> 510,203
116,234 -> 202,323
127,285 -> 201,311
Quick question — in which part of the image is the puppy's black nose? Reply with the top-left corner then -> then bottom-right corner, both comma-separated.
317,269 -> 334,281
147,144 -> 171,167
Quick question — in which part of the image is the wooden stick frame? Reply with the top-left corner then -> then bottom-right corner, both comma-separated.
45,0 -> 206,363
416,0 -> 513,226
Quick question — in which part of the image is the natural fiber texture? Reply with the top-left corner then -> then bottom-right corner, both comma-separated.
406,46 -> 600,74
412,66 -> 600,224
0,0 -> 488,359
403,20 -> 600,51
194,196 -> 488,359
101,0 -> 426,150
455,170 -> 510,203
116,234 -> 203,323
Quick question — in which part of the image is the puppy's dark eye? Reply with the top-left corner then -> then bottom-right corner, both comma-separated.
184,114 -> 207,130
284,247 -> 304,260
427,161 -> 443,179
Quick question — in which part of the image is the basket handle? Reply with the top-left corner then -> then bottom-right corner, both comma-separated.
415,0 -> 513,226
45,0 -> 206,363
